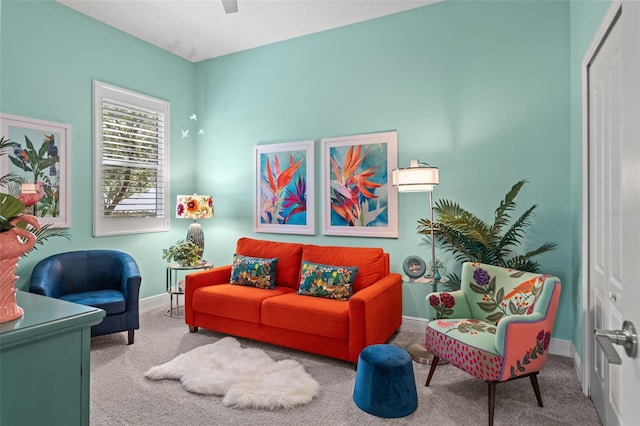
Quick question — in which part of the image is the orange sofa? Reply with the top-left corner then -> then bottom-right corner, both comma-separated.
184,237 -> 403,363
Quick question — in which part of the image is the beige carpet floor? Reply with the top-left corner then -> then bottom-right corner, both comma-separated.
89,302 -> 602,425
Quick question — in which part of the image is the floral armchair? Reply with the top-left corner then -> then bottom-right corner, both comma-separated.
423,262 -> 561,426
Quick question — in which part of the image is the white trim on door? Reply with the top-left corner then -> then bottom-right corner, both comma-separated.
580,0 -> 623,396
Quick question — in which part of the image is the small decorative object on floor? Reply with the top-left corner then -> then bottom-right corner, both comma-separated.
144,336 -> 320,409
0,195 -> 40,323
353,344 -> 418,418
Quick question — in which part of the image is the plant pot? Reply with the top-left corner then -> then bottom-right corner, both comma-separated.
0,214 -> 40,323
177,258 -> 199,267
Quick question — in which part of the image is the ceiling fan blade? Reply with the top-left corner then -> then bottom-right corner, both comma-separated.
221,0 -> 238,14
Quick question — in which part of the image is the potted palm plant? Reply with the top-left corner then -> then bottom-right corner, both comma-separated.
417,179 -> 557,286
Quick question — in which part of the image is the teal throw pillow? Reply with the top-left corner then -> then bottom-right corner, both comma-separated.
230,254 -> 278,289
297,261 -> 358,301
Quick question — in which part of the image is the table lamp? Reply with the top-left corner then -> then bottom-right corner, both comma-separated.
176,194 -> 214,258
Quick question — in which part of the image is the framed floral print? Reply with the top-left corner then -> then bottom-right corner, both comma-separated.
321,131 -> 398,238
254,140 -> 315,235
0,113 -> 71,227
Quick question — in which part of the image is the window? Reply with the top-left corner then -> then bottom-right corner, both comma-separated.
93,80 -> 170,236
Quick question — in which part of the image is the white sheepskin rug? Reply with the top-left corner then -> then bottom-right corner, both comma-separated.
144,337 -> 320,409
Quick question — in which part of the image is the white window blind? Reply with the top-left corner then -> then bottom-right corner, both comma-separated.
93,80 -> 170,237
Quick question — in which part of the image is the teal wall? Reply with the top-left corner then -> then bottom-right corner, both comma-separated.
195,0 -> 575,338
1,0 -> 197,299
0,0 -> 611,348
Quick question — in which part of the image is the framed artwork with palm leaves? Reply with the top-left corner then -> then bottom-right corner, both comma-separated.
0,113 -> 71,227
254,140 -> 315,235
321,131 -> 398,238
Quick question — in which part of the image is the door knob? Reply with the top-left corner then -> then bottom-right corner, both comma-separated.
594,321 -> 638,365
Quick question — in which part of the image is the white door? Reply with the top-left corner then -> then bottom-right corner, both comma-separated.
585,2 -> 640,425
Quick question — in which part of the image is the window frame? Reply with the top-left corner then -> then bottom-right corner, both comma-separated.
93,80 -> 170,237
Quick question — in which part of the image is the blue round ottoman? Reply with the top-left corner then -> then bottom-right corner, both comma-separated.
353,344 -> 418,418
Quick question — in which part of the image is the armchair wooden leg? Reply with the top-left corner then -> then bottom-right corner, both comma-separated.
189,325 -> 198,333
529,372 -> 543,407
488,381 -> 497,426
127,329 -> 134,345
425,356 -> 440,386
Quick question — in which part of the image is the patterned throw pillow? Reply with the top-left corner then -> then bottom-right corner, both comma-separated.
297,261 -> 358,301
230,254 -> 278,289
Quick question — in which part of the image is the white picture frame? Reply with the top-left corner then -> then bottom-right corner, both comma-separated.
0,113 -> 71,228
254,140 -> 315,235
321,131 -> 398,238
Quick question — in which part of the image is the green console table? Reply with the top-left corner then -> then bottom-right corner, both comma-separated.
0,291 -> 105,426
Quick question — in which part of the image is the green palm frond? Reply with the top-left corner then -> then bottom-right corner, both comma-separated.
22,223 -> 71,255
0,172 -> 23,189
519,242 -> 558,260
0,137 -> 23,189
505,257 -> 540,273
433,199 -> 467,217
419,220 -> 489,264
418,180 -> 556,287
492,179 -> 526,237
432,199 -> 493,247
0,136 -> 14,153
495,204 -> 536,258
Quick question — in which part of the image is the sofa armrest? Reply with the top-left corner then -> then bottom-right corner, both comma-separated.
184,265 -> 232,324
348,272 -> 403,359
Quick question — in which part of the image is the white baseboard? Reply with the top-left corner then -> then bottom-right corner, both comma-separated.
140,293 -> 168,312
400,315 -> 430,333
571,342 -> 588,395
401,315 -> 572,358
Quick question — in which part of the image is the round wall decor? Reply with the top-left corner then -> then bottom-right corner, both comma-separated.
403,255 -> 426,279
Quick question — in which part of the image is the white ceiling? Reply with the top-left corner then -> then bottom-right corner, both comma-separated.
57,0 -> 438,63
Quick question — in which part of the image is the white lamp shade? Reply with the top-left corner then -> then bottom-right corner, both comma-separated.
392,166 -> 439,192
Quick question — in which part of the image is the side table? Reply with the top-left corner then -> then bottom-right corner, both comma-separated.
403,277 -> 448,367
165,261 -> 212,318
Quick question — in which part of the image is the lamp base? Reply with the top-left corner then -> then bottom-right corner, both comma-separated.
186,222 -> 204,258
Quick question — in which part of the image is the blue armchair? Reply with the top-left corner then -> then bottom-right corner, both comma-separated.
29,250 -> 142,344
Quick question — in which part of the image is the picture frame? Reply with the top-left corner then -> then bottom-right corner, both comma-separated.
254,140 -> 315,235
321,131 -> 398,238
0,113 -> 71,227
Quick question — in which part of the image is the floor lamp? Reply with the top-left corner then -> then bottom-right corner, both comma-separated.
392,160 -> 445,365
176,194 -> 214,258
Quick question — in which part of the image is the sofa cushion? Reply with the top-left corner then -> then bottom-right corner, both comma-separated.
301,245 -> 385,293
261,292 -> 349,339
297,261 -> 357,300
235,238 -> 303,290
192,284 -> 295,323
230,254 -> 278,289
